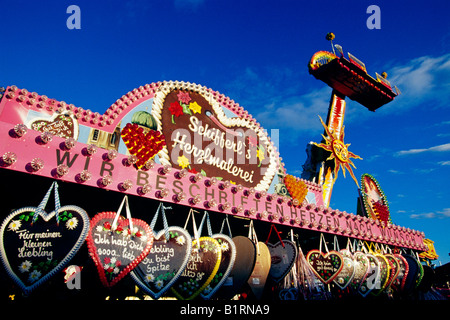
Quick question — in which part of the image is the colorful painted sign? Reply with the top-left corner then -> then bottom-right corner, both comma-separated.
360,173 -> 391,224
0,182 -> 89,295
0,83 -> 426,251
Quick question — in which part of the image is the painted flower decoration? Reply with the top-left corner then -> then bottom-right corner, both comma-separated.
66,217 -> 79,230
189,101 -> 202,114
221,242 -> 229,252
176,235 -> 186,246
177,91 -> 192,105
177,155 -> 190,169
145,274 -> 155,283
29,270 -> 42,283
19,260 -> 32,273
169,101 -> 184,124
8,220 -> 21,232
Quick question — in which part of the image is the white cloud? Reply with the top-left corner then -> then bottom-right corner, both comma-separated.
386,53 -> 450,111
395,143 -> 450,156
410,208 -> 450,219
439,161 -> 450,166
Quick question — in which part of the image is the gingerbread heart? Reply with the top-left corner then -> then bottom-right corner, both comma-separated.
171,236 -> 221,300
248,242 -> 271,299
384,253 -> 399,289
371,253 -> 390,296
349,251 -> 370,290
333,248 -> 356,289
86,212 -> 153,288
392,254 -> 409,292
267,240 -> 298,283
201,234 -> 236,299
130,226 -> 192,299
358,253 -> 380,297
0,205 -> 89,295
121,123 -> 166,168
284,175 -> 308,203
152,82 -> 278,191
29,113 -> 78,139
306,249 -> 343,284
215,236 -> 256,300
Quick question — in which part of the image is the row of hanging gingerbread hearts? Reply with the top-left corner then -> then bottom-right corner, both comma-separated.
0,182 -> 297,300
305,248 -> 422,297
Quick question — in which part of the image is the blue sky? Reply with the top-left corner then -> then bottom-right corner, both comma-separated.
1,0 -> 449,265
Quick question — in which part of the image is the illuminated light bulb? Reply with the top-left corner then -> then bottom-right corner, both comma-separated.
78,170 -> 92,182
159,164 -> 172,174
176,168 -> 189,179
56,164 -> 69,177
205,199 -> 217,209
190,172 -> 203,183
270,213 -> 280,221
175,191 -> 186,202
190,194 -> 202,205
106,149 -> 118,160
120,179 -> 133,191
143,159 -> 155,170
156,188 -> 169,198
293,217 -> 301,225
231,184 -> 243,194
258,211 -> 269,219
244,187 -> 255,197
246,208 -> 256,216
126,155 -> 138,166
2,152 -> 17,165
64,137 -> 76,150
255,191 -> 267,199
30,158 -> 44,171
233,205 -> 244,214
205,177 -> 218,187
138,184 -> 152,195
219,202 -> 231,211
219,180 -> 231,189
39,131 -> 53,144
85,144 -> 97,156
13,124 -> 28,137
100,175 -> 113,187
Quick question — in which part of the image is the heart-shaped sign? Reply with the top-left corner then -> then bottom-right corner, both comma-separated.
86,212 -> 153,288
349,251 -> 370,291
248,242 -> 271,300
358,253 -> 380,297
121,123 -> 166,168
171,236 -> 221,300
371,253 -> 391,296
152,82 -> 278,191
333,248 -> 356,289
284,175 -> 308,203
0,205 -> 89,295
391,254 -> 409,292
215,236 -> 256,300
28,113 -> 79,139
130,226 -> 192,299
384,253 -> 399,289
306,249 -> 344,284
267,240 -> 298,283
201,234 -> 236,299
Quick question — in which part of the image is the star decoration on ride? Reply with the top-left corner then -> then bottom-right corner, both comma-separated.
313,116 -> 362,187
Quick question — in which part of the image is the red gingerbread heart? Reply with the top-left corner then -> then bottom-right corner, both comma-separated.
121,123 -> 166,168
86,212 -> 153,288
